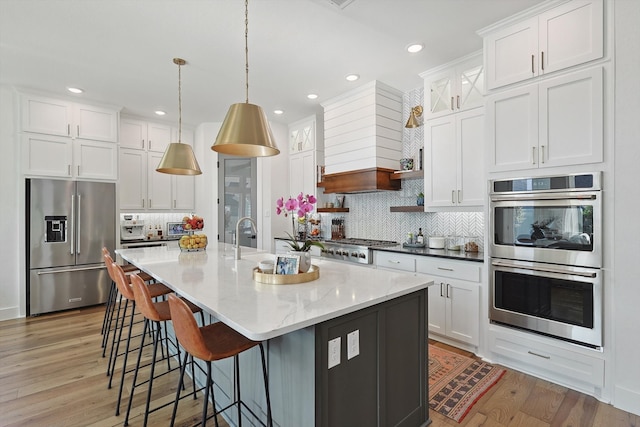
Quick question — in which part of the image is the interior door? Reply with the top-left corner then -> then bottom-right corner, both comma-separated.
218,155 -> 257,248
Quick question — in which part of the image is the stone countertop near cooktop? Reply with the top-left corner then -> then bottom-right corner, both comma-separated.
373,245 -> 485,262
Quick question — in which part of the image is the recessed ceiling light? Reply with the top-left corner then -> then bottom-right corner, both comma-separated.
155,110 -> 166,116
307,93 -> 318,100
345,74 -> 360,82
406,43 -> 424,53
67,87 -> 83,94
273,109 -> 284,115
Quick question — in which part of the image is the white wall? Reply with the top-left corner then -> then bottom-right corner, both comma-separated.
613,0 -> 640,415
0,85 -> 21,320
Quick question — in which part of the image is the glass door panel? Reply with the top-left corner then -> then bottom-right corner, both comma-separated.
218,155 -> 257,248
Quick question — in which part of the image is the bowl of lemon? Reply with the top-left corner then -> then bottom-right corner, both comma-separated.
179,233 -> 208,252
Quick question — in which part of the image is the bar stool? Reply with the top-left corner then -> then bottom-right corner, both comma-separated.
167,294 -> 273,427
101,248 -> 153,354
108,259 -> 172,416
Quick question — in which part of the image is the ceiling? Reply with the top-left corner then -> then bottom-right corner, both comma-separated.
0,0 -> 544,128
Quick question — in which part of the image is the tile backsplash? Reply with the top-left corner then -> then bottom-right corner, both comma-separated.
318,86 -> 485,251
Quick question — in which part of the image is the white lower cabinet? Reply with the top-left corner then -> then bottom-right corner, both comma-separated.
487,325 -> 605,396
416,257 -> 480,347
374,251 -> 416,272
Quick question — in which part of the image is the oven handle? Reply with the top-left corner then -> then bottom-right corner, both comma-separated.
490,193 -> 596,202
491,260 -> 597,278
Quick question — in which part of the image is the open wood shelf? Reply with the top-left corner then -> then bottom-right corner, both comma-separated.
390,170 -> 424,180
317,208 -> 349,213
390,206 -> 424,212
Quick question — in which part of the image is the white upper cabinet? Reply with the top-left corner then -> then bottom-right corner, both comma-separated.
288,114 -> 323,199
20,93 -> 119,180
21,94 -> 118,142
424,108 -> 485,208
422,53 -> 484,120
289,119 -> 316,153
484,0 -> 603,90
487,66 -> 603,172
119,117 -> 177,152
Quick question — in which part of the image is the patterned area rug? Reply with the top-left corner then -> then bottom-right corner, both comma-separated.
429,345 -> 506,423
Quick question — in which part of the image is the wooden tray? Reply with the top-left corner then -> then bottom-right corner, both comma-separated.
253,265 -> 320,285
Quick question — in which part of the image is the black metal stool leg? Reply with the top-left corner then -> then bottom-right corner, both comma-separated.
170,351 -> 190,427
124,317 -> 149,426
259,343 -> 273,427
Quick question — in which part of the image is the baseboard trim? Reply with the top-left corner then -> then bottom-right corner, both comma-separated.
614,385 -> 640,416
0,306 -> 22,321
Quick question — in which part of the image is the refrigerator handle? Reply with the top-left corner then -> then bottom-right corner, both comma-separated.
70,195 -> 75,255
77,194 -> 81,254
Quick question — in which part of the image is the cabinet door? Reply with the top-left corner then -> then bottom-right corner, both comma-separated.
445,279 -> 479,346
173,175 -> 195,210
424,116 -> 457,206
21,95 -> 72,137
539,67 -> 603,167
300,121 -> 315,152
74,140 -> 118,180
539,0 -> 603,75
147,152 -> 172,209
425,70 -> 455,119
427,282 -> 447,336
119,149 -> 146,210
485,17 -> 539,90
120,118 -> 147,150
74,104 -> 118,142
22,134 -> 72,177
487,85 -> 539,172
458,62 -> 484,112
147,123 -> 172,153
290,151 -> 316,198
457,109 -> 485,206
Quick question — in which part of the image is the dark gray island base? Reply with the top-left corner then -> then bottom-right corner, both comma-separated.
316,289 -> 430,427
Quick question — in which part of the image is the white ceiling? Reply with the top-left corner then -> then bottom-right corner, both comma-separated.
0,0 -> 544,127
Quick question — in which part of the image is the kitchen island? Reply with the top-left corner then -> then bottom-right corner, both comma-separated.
117,244 -> 433,427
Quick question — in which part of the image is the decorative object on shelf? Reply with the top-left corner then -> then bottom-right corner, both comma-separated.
211,0 -> 279,157
335,195 -> 345,208
417,192 -> 424,206
275,193 -> 325,258
405,105 -> 423,128
156,58 -> 202,175
400,158 -> 414,171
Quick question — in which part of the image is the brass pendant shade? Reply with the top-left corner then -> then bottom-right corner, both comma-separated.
212,103 -> 279,157
211,0 -> 279,157
156,142 -> 202,175
405,105 -> 423,128
156,58 -> 202,175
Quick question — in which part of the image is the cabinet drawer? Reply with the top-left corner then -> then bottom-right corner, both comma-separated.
488,326 -> 604,389
416,257 -> 480,282
375,252 -> 415,272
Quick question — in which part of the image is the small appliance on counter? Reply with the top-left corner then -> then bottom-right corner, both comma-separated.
166,222 -> 187,240
121,218 -> 145,241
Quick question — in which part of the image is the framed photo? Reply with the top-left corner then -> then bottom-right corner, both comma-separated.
275,254 -> 300,275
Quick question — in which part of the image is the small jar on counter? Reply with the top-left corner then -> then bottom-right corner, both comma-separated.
446,235 -> 462,251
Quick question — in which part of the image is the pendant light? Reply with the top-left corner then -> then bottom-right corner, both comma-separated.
405,105 -> 423,128
156,58 -> 202,175
211,0 -> 280,157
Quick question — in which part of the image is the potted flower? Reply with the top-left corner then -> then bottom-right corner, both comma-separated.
417,192 -> 424,206
276,193 -> 324,272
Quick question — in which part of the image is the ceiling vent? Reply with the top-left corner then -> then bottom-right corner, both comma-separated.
326,0 -> 355,10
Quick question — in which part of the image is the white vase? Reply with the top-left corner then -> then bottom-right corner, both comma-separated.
289,250 -> 311,273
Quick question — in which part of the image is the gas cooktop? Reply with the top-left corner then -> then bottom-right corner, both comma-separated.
323,238 -> 398,248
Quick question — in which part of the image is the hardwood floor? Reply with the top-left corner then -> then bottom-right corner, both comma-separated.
0,306 -> 637,427
429,340 -> 639,427
0,305 -> 228,427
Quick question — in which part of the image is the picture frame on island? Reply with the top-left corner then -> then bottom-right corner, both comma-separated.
275,254 -> 300,275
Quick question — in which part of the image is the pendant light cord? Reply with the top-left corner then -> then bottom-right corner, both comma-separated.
178,60 -> 182,142
244,0 -> 249,104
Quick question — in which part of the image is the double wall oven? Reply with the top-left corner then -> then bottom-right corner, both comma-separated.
489,172 -> 602,348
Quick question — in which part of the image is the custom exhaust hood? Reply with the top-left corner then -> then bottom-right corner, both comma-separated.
320,81 -> 404,194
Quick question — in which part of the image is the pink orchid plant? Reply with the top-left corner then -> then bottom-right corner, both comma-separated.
276,193 -> 324,252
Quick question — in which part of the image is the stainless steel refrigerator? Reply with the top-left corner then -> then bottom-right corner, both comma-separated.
26,178 -> 116,315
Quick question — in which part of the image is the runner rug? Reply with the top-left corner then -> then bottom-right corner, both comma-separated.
428,345 -> 506,423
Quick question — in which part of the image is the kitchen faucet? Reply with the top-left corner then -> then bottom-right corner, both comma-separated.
234,216 -> 257,260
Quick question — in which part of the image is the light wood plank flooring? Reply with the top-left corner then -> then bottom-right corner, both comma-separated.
429,340 -> 639,427
0,306 -> 638,426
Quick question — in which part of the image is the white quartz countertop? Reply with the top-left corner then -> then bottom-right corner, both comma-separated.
116,243 -> 432,341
